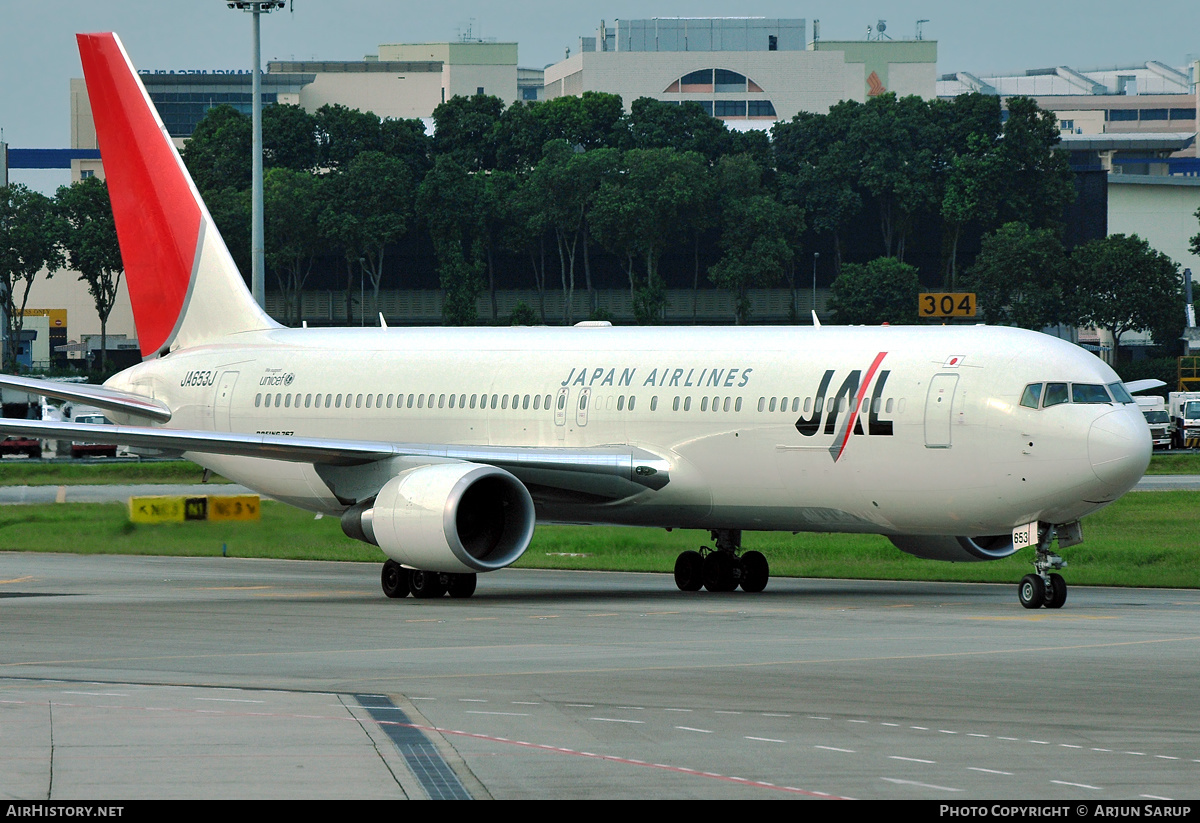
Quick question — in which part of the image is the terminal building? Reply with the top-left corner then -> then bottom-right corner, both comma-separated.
543,18 -> 937,124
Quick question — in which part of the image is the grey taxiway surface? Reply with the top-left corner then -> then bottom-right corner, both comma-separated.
2,553 -> 1199,800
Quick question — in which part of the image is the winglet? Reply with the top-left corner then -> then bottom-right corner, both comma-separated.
812,310 -> 822,328
77,32 -> 278,358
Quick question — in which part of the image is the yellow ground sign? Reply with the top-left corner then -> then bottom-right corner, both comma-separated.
919,292 -> 976,318
129,494 -> 261,523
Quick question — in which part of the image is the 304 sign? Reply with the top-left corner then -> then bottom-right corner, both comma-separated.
919,292 -> 976,318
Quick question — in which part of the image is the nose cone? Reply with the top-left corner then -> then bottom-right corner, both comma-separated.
1088,408 -> 1152,498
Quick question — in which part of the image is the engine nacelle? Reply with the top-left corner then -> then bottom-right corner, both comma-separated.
888,534 -> 1018,562
348,462 -> 536,574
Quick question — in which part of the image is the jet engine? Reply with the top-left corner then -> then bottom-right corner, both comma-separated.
343,462 -> 536,574
888,534 -> 1017,562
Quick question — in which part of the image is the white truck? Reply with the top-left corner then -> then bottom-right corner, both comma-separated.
1168,391 -> 1200,449
1136,396 -> 1173,450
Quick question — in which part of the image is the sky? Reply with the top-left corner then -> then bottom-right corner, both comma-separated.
2,0 -> 1197,191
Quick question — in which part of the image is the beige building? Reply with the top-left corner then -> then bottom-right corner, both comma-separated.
543,18 -> 937,122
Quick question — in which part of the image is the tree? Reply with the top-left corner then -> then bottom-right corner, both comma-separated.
264,169 -> 324,326
432,94 -> 506,171
625,98 -> 730,161
995,97 -> 1076,231
0,185 -> 64,371
529,141 -> 618,324
262,104 -> 319,172
182,105 -> 252,192
707,155 -> 796,324
1072,234 -> 1184,362
591,149 -> 710,324
829,257 -> 920,325
320,151 -> 415,322
417,155 -> 486,326
962,222 -> 1071,330
55,178 -> 123,372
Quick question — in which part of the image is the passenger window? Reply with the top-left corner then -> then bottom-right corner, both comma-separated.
523,395 -> 530,410
650,396 -> 658,411
263,393 -> 270,408
276,393 -> 282,407
305,394 -> 312,408
1020,383 -> 1042,409
769,398 -> 777,412
407,394 -> 414,409
533,395 -> 541,411
701,397 -> 708,412
673,397 -> 680,411
1043,383 -> 1069,407
365,394 -> 373,409
618,396 -> 625,411
460,394 -> 466,408
502,395 -> 509,410
386,394 -> 393,408
885,398 -> 894,414
804,397 -> 811,413
757,397 -> 765,412
723,397 -> 731,412
255,393 -> 262,407
335,394 -> 342,409
284,394 -> 291,408
629,396 -> 636,411
544,394 -> 551,409
417,395 -> 424,409
1072,383 -> 1111,404
356,394 -> 363,409
428,394 -> 436,408
683,397 -> 692,411
439,394 -> 446,409
735,397 -> 742,412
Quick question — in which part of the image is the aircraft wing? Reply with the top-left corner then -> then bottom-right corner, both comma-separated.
0,373 -> 172,423
0,418 -> 669,498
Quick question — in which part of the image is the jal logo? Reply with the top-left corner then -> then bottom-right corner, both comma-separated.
795,352 -> 893,462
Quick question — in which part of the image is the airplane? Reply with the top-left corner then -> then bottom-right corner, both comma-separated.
0,32 -> 1152,608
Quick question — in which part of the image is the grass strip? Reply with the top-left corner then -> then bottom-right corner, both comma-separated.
1,490 -> 1195,588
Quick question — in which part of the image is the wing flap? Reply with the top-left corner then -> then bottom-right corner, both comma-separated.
0,374 -> 171,423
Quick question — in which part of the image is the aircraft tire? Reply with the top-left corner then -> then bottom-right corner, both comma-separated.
1018,574 -> 1045,609
409,570 -> 447,599
446,573 -> 478,599
740,551 -> 769,593
703,552 -> 737,592
1045,573 -> 1067,609
674,551 -> 704,591
381,560 -> 409,599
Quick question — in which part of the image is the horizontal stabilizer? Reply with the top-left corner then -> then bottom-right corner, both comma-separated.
0,373 -> 171,422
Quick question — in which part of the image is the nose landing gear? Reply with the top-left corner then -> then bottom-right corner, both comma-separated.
1018,522 -> 1075,609
673,529 -> 770,593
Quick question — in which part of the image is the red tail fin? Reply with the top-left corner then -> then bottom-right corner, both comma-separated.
77,33 -> 276,357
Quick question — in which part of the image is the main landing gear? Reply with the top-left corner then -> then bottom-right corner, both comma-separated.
1017,524 -> 1070,610
673,529 -> 769,593
381,559 -> 477,599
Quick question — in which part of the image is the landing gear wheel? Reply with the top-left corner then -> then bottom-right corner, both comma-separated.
740,551 -> 769,593
409,569 -> 447,599
381,560 -> 409,599
674,550 -> 704,592
1019,574 -> 1045,609
703,551 -> 737,592
1045,573 -> 1067,609
446,573 -> 477,599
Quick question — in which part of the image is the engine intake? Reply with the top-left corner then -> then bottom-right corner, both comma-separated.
345,462 -> 536,573
888,534 -> 1018,562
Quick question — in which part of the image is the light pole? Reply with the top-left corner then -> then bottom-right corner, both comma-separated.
812,251 -> 820,322
227,1 -> 286,310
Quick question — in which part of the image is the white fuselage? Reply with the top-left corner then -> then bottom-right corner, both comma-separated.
107,323 -> 1151,540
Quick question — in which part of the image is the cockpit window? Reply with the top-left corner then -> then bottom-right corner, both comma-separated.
1108,382 -> 1135,404
1072,383 -> 1112,404
1020,383 -> 1042,409
1043,382 -> 1069,407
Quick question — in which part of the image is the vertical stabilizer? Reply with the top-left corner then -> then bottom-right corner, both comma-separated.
77,33 -> 279,358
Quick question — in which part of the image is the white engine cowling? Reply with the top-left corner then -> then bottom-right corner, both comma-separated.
888,534 -> 1018,562
361,462 -> 536,574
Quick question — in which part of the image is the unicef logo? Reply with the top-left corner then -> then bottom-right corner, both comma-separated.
284,374 -> 294,386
